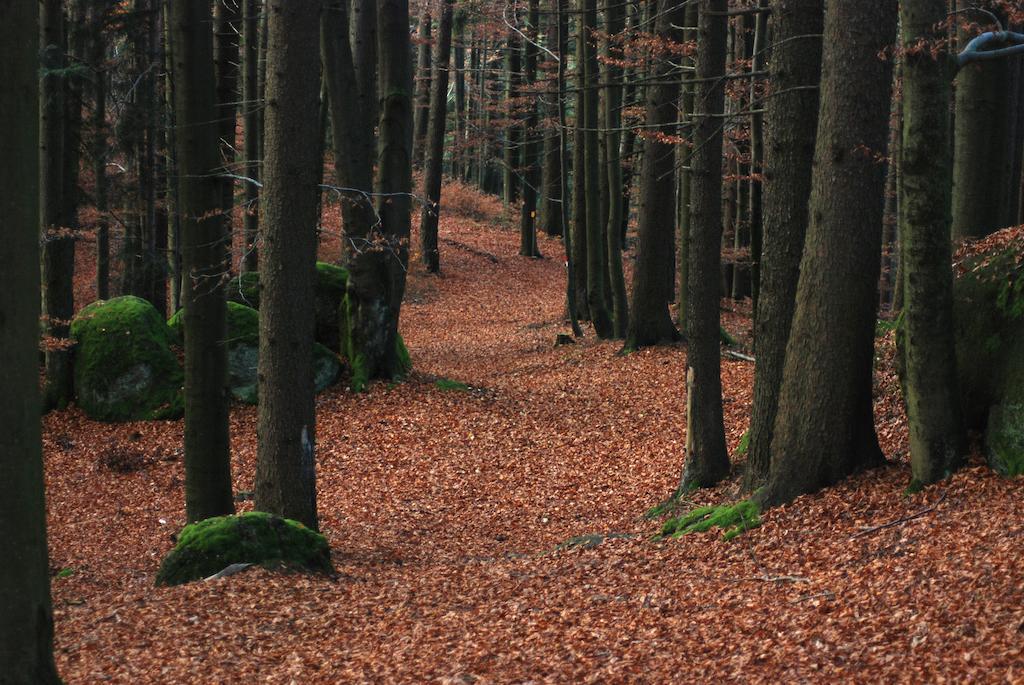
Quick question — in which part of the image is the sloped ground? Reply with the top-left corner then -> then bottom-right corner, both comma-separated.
48,204 -> 1023,683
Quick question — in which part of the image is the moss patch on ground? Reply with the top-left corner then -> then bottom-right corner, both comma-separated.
71,296 -> 184,421
155,511 -> 333,586
661,500 -> 761,541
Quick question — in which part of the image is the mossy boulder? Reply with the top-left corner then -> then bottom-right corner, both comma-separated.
169,301 -> 341,405
954,239 -> 1024,475
155,511 -> 332,586
661,500 -> 761,541
225,262 -> 412,389
70,296 -> 183,421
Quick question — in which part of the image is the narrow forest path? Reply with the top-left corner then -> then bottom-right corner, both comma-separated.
46,206 -> 1024,683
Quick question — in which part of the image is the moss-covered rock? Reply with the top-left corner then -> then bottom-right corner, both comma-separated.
70,296 -> 183,421
954,241 -> 1024,475
171,301 -> 341,405
155,511 -> 332,586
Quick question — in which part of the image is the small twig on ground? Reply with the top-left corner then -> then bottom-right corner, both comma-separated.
851,491 -> 948,539
724,350 -> 755,362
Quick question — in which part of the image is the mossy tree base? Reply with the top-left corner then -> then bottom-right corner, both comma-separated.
156,511 -> 333,586
660,500 -> 761,541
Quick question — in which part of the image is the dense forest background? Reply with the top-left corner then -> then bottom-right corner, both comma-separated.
3,0 -> 1024,681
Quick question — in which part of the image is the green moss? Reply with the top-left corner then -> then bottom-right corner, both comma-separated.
71,296 -> 184,421
155,511 -> 333,587
435,378 -> 469,392
734,430 -> 750,457
339,288 -> 413,392
661,500 -> 761,541
315,261 -> 349,295
56,567 -> 75,579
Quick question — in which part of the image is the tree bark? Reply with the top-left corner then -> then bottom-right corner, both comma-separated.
419,0 -> 454,272
91,2 -> 110,300
351,0 -> 378,174
242,0 -> 261,272
413,9 -> 432,168
744,0 -> 823,490
519,0 -> 542,258
626,0 -> 686,350
675,2 -> 698,330
682,0 -> 729,489
170,0 -> 235,523
604,0 -> 627,337
759,0 -> 897,507
41,0 -> 74,411
572,36 -> 590,322
898,0 -> 966,487
504,26 -> 522,209
581,0 -> 612,338
255,0 -> 322,531
1,4 -> 61,680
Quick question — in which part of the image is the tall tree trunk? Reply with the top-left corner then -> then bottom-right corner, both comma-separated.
758,0 -> 897,507
215,0 -> 241,263
242,0 -> 260,272
581,0 -> 612,337
452,11 -> 466,180
675,2 -> 698,330
604,0 -> 627,337
41,0 -> 73,410
681,0 -> 729,489
419,0 -> 454,272
255,0 -> 322,531
557,0 -> 582,337
744,0 -> 823,491
504,26 -> 522,209
370,0 -> 414,382
91,2 -> 110,300
1,4 -> 61,680
169,0 -> 235,523
748,0 -> 768,314
519,0 -> 542,258
412,9 -> 432,168
626,0 -> 685,350
572,34 -> 590,322
164,0 -> 183,312
541,0 -> 565,238
898,0 -> 966,487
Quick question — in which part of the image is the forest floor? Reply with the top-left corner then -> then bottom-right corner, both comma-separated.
49,189 -> 1024,683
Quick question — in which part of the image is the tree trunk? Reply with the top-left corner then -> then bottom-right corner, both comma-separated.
1,4 -> 60,679
242,0 -> 260,272
744,0 -> 823,491
419,0 -> 454,272
898,0 -> 966,487
581,0 -> 613,338
504,27 -> 522,209
41,0 -> 74,411
681,0 -> 729,489
519,0 -> 542,258
572,41 -> 590,322
626,0 -> 685,350
169,0 -> 235,523
748,0 -> 768,314
254,0 -> 322,531
369,0 -> 414,383
676,2 -> 698,330
412,9 -> 432,168
557,0 -> 582,337
759,0 -> 897,507
91,2 -> 110,300
951,9 -> 1010,239
352,0 -> 378,174
215,0 -> 241,262
604,0 -> 627,337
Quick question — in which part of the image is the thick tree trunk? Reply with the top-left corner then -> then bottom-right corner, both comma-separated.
419,0 -> 454,272
412,9 -> 432,168
242,0 -> 260,272
744,0 -> 823,490
681,0 -> 729,489
41,0 -> 74,411
255,0 -> 322,531
759,0 -> 897,507
169,0 -> 235,523
572,46 -> 590,322
581,0 -> 612,338
748,0 -> 768,314
557,0 -> 582,337
352,0 -> 378,174
675,3 -> 698,330
369,0 -> 414,382
626,0 -> 686,350
898,0 -> 966,487
519,0 -> 542,258
1,4 -> 60,680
